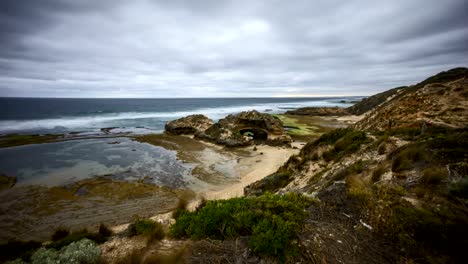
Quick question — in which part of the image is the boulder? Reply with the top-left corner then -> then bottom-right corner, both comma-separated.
196,110 -> 292,147
165,114 -> 214,135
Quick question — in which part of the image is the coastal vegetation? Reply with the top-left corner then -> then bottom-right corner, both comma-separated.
170,192 -> 310,260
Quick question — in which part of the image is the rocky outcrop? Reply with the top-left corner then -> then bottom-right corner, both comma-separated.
164,111 -> 291,147
165,114 -> 214,135
162,110 -> 292,147
285,107 -> 350,116
196,110 -> 292,147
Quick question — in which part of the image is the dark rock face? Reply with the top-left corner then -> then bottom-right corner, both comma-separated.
285,107 -> 350,116
164,114 -> 214,135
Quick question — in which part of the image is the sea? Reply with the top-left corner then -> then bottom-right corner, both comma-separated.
0,97 -> 360,135
0,97 -> 360,188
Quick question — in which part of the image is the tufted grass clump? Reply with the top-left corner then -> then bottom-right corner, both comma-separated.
322,130 -> 367,162
170,192 -> 310,260
128,219 -> 165,243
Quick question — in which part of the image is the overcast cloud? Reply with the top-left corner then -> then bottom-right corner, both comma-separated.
0,0 -> 467,97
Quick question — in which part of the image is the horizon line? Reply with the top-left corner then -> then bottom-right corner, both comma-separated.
0,95 -> 366,99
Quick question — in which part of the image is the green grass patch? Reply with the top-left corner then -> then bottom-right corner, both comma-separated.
274,115 -> 320,136
170,192 -> 310,260
322,130 -> 368,162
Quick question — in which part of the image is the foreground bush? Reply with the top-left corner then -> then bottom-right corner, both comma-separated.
170,192 -> 310,259
8,239 -> 101,264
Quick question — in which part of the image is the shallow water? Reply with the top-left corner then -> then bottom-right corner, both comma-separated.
0,137 -> 199,188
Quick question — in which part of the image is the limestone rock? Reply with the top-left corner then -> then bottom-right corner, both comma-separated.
285,107 -> 350,116
165,114 -> 214,135
196,110 -> 292,147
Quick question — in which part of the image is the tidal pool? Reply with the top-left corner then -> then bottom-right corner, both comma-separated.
0,137 -> 199,188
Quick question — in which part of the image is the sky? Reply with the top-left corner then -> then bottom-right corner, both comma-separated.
0,0 -> 467,98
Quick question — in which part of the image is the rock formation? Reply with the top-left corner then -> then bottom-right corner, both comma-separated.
164,114 -> 214,135
285,106 -> 350,116
165,110 -> 292,147
197,110 -> 291,147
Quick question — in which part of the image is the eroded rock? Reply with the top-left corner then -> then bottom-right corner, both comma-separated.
165,114 -> 214,135
196,110 -> 292,147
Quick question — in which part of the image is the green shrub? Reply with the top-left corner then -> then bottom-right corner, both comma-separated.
449,178 -> 468,199
420,167 -> 446,186
128,219 -> 165,242
391,144 -> 429,172
322,130 -> 367,162
31,239 -> 101,264
314,128 -> 353,146
332,160 -> 366,182
170,193 -> 309,259
388,204 -> 468,263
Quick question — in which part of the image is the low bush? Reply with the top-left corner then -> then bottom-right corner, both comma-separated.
128,219 -> 165,243
448,178 -> 468,199
388,204 -> 468,263
31,239 -> 101,264
391,144 -> 429,172
314,128 -> 353,146
420,167 -> 446,186
170,192 -> 310,259
322,130 -> 367,162
332,160 -> 366,182
371,164 -> 386,183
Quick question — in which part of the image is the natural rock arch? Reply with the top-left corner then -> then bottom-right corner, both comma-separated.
239,128 -> 268,141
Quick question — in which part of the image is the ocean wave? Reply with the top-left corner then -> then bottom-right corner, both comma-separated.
0,99 -> 351,134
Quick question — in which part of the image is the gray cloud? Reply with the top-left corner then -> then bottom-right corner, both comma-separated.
0,0 -> 467,97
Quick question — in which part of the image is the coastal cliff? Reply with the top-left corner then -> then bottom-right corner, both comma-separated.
244,67 -> 468,263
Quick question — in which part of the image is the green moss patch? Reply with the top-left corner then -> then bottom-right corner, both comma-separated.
0,134 -> 61,148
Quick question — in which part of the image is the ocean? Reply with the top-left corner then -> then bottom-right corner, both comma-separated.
0,97 -> 360,135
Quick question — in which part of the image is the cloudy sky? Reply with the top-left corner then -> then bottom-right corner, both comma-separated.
0,0 -> 467,98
